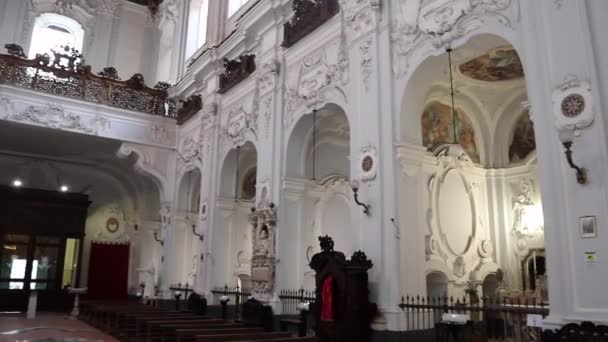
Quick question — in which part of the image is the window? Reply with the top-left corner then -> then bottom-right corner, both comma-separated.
228,0 -> 249,17
28,13 -> 84,59
185,0 -> 210,60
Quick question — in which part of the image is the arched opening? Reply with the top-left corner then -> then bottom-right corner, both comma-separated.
426,272 -> 448,299
212,142 -> 257,288
398,34 -> 547,302
281,104 -> 352,290
29,13 -> 85,58
166,168 -> 202,287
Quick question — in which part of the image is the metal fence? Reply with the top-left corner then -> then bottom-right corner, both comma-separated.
278,288 -> 316,315
210,285 -> 251,306
399,295 -> 549,342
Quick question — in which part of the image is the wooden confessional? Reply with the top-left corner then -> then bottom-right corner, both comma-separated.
0,185 -> 90,312
309,236 -> 377,342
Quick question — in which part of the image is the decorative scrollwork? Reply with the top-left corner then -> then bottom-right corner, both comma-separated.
98,67 -> 120,80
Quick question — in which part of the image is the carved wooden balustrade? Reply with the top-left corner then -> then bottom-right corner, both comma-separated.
283,0 -> 340,48
0,44 -> 176,118
176,94 -> 202,125
218,54 -> 256,94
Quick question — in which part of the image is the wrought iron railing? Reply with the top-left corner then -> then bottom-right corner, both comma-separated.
399,295 -> 549,342
278,288 -> 315,315
0,44 -> 176,118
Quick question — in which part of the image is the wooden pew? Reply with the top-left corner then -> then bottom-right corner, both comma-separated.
120,311 -> 198,337
174,327 -> 264,342
130,316 -> 214,341
142,319 -> 225,341
196,332 -> 292,342
235,338 -> 318,342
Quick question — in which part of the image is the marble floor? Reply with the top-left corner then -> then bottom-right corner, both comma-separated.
0,313 -> 118,342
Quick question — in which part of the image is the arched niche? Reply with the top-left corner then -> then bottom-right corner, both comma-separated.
176,168 -> 202,216
399,34 -> 523,146
219,141 -> 258,200
285,104 -> 351,180
426,272 -> 448,299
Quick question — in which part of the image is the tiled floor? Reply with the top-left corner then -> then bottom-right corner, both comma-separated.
0,313 -> 118,342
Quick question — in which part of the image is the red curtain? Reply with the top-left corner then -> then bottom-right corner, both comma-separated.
321,276 -> 334,322
87,241 -> 130,300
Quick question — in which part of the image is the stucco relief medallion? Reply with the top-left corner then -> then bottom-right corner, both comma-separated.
453,256 -> 466,278
359,145 -> 377,182
552,76 -> 594,131
106,217 -> 120,233
561,94 -> 585,118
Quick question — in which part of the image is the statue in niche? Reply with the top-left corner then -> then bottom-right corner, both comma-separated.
512,179 -> 542,236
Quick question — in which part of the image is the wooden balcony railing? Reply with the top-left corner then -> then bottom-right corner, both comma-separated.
282,0 -> 340,48
218,54 -> 256,94
0,44 -> 176,118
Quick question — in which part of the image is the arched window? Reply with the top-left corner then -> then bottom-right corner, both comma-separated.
228,0 -> 250,17
185,0 -> 209,60
28,13 -> 84,58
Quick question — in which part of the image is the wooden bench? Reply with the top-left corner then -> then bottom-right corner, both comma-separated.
174,327 -> 264,342
196,332 -> 292,342
236,338 -> 318,342
143,319 -> 227,341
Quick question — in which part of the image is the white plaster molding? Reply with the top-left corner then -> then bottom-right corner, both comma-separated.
391,0 -> 518,77
11,102 -> 93,133
117,143 -> 172,201
359,144 -> 377,182
284,42 -> 350,129
551,74 -> 594,135
1,86 -> 177,148
359,39 -> 373,92
395,141 -> 428,177
340,0 -> 381,42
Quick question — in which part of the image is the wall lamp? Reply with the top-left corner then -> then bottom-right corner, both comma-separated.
351,180 -> 370,216
153,231 -> 165,246
559,130 -> 587,185
192,224 -> 204,241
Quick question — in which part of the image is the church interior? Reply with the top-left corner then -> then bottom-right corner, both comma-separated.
1,0 -> 608,341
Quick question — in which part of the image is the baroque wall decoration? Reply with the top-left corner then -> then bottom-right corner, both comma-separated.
249,203 -> 278,301
284,42 -> 350,129
552,75 -> 594,132
391,0 -> 517,77
509,111 -> 536,163
340,0 -> 381,41
359,145 -> 377,182
11,103 -> 93,133
359,39 -> 373,91
421,102 -> 480,163
459,46 -> 524,82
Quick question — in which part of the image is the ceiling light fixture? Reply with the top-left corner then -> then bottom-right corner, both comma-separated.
12,179 -> 23,187
431,48 -> 464,157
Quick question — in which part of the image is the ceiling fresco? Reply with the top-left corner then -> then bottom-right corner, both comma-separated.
509,111 -> 536,163
421,102 -> 480,163
459,46 -> 524,82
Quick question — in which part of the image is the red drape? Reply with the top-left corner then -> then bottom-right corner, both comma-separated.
321,276 -> 334,321
87,241 -> 130,300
